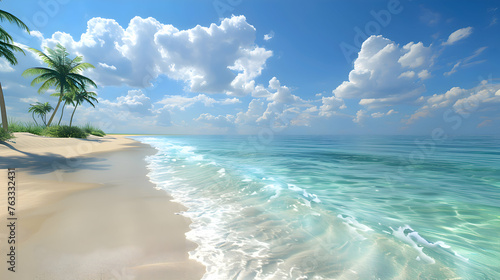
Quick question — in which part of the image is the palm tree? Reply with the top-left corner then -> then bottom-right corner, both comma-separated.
57,91 -> 75,125
0,5 -> 30,131
69,89 -> 98,127
28,103 -> 40,126
22,43 -> 97,126
28,102 -> 53,126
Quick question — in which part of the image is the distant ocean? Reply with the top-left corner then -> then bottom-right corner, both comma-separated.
132,135 -> 500,280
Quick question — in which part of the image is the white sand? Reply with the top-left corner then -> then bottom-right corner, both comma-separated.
0,133 -> 205,279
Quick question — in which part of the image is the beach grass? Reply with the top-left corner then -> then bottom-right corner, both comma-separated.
2,119 -> 107,139
8,120 -> 45,135
81,123 -> 106,137
0,129 -> 12,141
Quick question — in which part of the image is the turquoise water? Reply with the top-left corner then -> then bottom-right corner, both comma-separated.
133,135 -> 500,280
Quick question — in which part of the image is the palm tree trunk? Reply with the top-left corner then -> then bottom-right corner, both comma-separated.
32,112 -> 38,126
58,103 -> 66,125
0,82 -> 9,132
69,104 -> 78,127
46,88 -> 63,126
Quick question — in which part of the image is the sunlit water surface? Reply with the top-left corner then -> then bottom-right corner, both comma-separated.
133,135 -> 500,280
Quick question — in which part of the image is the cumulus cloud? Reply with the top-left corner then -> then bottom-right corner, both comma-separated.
353,110 -> 367,124
41,15 -> 272,95
418,69 -> 431,80
406,81 -> 500,124
156,94 -> 231,111
252,77 -> 312,127
398,42 -> 433,68
319,96 -> 346,117
235,99 -> 265,124
333,35 -> 430,108
78,89 -> 162,131
442,27 -> 473,46
195,113 -> 235,127
100,89 -> 152,115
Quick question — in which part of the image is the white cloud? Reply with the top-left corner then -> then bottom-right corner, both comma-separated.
333,35 -> 427,108
0,58 -> 15,72
444,47 -> 487,76
155,94 -> 240,111
235,99 -> 265,124
98,62 -> 117,70
195,113 -> 235,127
100,89 -> 152,115
399,71 -> 415,79
353,110 -> 367,124
406,82 -> 500,124
444,62 -> 460,76
453,85 -> 500,115
220,98 -> 241,105
41,15 -> 272,96
30,30 -> 45,41
442,27 -> 473,46
264,31 -> 274,41
398,42 -> 433,68
19,97 -> 39,103
156,94 -> 216,110
418,69 -> 431,80
319,96 -> 346,117
371,109 -> 397,118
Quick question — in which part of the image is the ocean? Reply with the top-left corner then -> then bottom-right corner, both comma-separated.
132,135 -> 500,280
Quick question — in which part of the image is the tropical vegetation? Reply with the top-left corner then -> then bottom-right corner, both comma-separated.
6,119 -> 105,139
28,102 -> 53,126
22,43 -> 97,126
0,6 -> 105,141
0,4 -> 30,132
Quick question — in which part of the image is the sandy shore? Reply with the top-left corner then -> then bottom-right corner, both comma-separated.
0,133 -> 205,280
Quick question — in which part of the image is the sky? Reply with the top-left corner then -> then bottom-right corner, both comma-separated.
1,0 -> 499,135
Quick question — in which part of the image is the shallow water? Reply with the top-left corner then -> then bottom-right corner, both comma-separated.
133,135 -> 500,280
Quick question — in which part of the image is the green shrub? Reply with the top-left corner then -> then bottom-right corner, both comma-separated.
42,125 -> 88,138
90,129 -> 105,137
9,120 -> 45,135
0,129 -> 12,141
81,123 -> 106,137
5,119 -> 105,139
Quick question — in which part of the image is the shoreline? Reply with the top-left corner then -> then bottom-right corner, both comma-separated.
0,133 -> 205,280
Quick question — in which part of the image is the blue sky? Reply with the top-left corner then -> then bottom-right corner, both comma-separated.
1,0 -> 499,134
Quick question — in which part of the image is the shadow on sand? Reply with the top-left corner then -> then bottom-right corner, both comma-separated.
0,140 -> 110,175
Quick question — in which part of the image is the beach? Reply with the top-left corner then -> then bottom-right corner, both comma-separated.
0,133 -> 205,280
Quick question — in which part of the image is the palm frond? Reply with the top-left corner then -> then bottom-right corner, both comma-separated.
28,47 -> 58,69
71,62 -> 95,73
0,42 -> 17,64
36,78 -> 58,93
0,9 -> 30,32
22,67 -> 55,77
30,72 -> 57,85
0,26 -> 14,42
